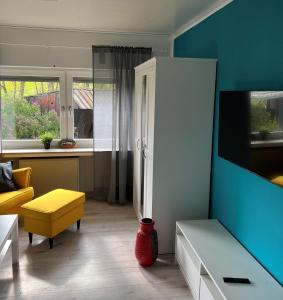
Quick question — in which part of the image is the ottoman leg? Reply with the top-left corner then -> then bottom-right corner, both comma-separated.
28,232 -> 33,244
77,219 -> 81,230
49,238 -> 54,249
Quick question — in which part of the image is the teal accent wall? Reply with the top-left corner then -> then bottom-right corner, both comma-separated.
174,0 -> 283,284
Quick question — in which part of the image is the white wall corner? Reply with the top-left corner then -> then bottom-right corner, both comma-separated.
170,34 -> 175,57
172,0 -> 234,41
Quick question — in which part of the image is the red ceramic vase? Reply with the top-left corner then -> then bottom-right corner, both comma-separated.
135,218 -> 158,267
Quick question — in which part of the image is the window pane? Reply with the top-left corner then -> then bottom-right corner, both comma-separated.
73,79 -> 113,150
0,78 -> 60,140
73,79 -> 93,139
93,83 -> 113,150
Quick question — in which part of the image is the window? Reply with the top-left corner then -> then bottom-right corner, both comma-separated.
68,70 -> 113,150
72,77 -> 93,139
0,77 -> 60,140
0,67 -> 113,151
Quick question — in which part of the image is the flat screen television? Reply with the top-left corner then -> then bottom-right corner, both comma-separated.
219,91 -> 283,184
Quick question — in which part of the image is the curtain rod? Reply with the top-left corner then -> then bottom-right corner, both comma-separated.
92,45 -> 152,51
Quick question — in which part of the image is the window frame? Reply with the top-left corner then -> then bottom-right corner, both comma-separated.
0,66 -> 113,151
0,66 -> 66,149
67,69 -> 113,149
66,69 -> 93,148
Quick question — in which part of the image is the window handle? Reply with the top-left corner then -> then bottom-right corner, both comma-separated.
142,148 -> 147,159
142,144 -> 147,159
136,138 -> 141,150
68,105 -> 72,115
61,105 -> 65,111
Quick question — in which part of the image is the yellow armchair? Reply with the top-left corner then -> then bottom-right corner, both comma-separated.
0,167 -> 34,215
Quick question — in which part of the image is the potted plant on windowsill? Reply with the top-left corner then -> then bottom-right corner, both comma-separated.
258,125 -> 272,140
40,132 -> 54,149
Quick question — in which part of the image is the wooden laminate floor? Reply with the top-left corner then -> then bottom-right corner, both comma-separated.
0,201 -> 192,300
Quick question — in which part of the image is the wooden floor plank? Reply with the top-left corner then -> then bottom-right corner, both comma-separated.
0,200 -> 192,299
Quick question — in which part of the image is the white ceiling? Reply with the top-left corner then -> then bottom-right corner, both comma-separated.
0,0 -> 226,35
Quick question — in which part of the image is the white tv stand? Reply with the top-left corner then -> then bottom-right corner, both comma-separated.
175,220 -> 283,300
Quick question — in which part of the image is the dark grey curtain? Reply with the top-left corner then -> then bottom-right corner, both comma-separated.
92,46 -> 152,204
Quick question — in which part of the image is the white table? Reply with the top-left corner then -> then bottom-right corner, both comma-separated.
0,215 -> 19,267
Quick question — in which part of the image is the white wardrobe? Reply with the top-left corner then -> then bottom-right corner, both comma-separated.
133,57 -> 216,254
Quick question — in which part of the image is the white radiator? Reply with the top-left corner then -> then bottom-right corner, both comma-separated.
19,158 -> 79,197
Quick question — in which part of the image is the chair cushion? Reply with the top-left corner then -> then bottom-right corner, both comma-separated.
0,161 -> 18,192
21,189 -> 85,222
0,187 -> 34,214
12,167 -> 32,189
271,176 -> 283,186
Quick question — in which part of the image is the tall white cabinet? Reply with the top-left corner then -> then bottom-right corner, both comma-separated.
133,57 -> 216,254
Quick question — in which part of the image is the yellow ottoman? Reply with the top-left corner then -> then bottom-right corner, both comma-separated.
21,189 -> 85,249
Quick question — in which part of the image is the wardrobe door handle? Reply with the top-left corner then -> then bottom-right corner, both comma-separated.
136,139 -> 141,150
142,146 -> 147,159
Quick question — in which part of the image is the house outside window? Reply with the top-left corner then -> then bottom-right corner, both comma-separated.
72,78 -> 93,139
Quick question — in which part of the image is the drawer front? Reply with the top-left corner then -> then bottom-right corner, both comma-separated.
200,279 -> 214,300
177,234 -> 201,270
176,236 -> 200,300
200,276 -> 224,300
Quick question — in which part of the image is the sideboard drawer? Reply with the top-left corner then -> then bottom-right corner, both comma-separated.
200,275 -> 224,300
176,235 -> 200,299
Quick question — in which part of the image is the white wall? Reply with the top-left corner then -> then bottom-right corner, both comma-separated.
0,26 -> 171,68
0,25 -> 170,198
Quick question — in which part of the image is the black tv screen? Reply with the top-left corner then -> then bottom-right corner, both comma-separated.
219,91 -> 283,185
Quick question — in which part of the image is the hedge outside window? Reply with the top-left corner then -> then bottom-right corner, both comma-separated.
0,77 -> 60,140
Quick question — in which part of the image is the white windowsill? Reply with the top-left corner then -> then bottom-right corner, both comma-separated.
251,139 -> 283,148
2,148 -> 95,158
